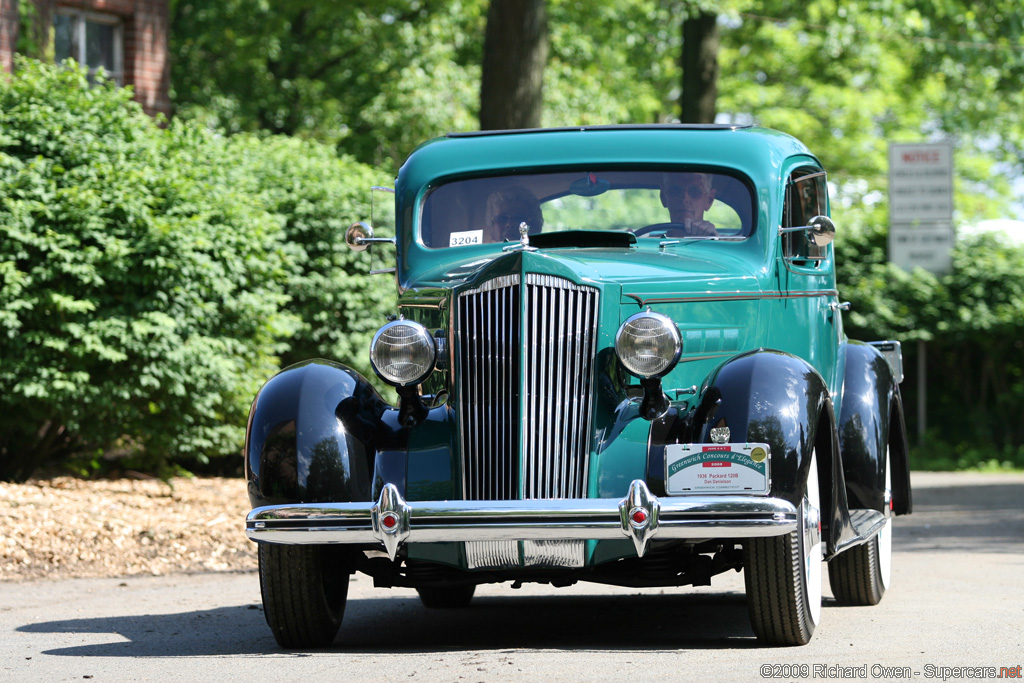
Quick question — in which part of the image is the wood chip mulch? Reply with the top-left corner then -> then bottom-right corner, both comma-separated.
0,476 -> 256,582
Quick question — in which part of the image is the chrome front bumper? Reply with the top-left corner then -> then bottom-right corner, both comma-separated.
246,479 -> 798,560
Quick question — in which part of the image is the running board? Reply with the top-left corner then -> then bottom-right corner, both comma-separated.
834,509 -> 887,554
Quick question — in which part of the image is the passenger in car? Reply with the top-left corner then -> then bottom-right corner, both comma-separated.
484,186 -> 544,243
660,172 -> 718,236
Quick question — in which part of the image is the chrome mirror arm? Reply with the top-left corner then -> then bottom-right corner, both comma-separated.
778,215 -> 836,247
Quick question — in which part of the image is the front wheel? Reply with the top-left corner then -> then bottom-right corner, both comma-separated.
744,449 -> 822,645
258,544 -> 351,649
828,446 -> 892,605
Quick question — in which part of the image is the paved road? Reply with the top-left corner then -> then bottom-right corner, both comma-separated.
2,472 -> 1022,682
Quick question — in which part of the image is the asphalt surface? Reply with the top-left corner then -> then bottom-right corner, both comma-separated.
2,471 -> 1022,682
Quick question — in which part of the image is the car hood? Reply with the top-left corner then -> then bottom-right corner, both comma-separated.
404,245 -> 765,300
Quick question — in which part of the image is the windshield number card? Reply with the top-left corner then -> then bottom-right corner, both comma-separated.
450,230 -> 483,247
665,443 -> 771,495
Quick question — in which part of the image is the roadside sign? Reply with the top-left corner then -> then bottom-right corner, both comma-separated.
889,223 -> 955,274
888,142 -> 954,274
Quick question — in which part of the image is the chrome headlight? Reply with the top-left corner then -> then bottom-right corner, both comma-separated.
370,319 -> 436,387
614,312 -> 682,379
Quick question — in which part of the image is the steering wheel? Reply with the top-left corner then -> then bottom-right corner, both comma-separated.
632,222 -> 689,237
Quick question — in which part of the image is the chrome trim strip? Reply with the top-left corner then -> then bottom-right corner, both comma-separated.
463,274 -> 519,296
399,302 -> 446,310
678,352 -> 735,362
624,290 -> 839,307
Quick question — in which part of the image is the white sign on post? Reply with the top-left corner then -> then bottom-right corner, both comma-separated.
888,142 -> 954,274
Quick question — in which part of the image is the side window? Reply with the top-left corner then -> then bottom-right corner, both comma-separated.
783,170 -> 828,263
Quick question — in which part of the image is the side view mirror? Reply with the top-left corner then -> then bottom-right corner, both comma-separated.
346,221 -> 396,252
806,215 -> 836,247
778,215 -> 836,247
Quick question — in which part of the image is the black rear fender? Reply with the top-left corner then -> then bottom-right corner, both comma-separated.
839,342 -> 912,515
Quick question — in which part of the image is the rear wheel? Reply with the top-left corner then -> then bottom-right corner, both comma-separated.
416,584 -> 477,608
258,544 -> 350,649
829,446 -> 892,605
744,449 -> 822,645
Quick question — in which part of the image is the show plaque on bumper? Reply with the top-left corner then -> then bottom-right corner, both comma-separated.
246,478 -> 794,561
665,443 -> 771,495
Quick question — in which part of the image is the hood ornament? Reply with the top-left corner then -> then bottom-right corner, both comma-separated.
519,221 -> 531,247
504,222 -> 536,252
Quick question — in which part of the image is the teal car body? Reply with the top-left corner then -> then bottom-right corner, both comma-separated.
245,125 -> 911,648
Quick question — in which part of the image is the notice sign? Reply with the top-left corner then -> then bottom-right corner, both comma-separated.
888,142 -> 954,274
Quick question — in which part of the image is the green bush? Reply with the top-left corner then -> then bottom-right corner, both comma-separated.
0,59 -> 393,481
233,135 -> 396,376
837,221 -> 1024,468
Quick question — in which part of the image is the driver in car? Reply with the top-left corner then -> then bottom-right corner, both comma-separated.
660,172 -> 718,236
484,186 -> 544,243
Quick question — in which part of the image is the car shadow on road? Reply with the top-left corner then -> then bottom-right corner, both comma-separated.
19,589 -> 783,656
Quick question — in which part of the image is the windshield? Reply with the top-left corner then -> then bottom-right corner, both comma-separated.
420,169 -> 755,249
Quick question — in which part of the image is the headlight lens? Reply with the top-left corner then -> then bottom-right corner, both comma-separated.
614,312 -> 682,379
370,320 -> 436,386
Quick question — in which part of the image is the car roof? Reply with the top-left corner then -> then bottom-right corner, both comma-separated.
398,125 -> 819,192
446,123 -> 748,137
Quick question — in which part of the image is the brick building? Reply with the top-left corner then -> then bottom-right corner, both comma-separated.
0,0 -> 170,118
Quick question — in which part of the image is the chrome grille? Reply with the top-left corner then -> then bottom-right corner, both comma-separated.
522,274 -> 599,499
456,273 -> 599,501
457,275 -> 520,500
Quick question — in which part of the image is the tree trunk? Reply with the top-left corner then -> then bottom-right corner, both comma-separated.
680,10 -> 719,124
479,0 -> 548,130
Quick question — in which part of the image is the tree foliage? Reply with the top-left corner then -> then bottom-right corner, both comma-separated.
236,135 -> 396,370
169,0 -> 482,167
0,59 -> 392,481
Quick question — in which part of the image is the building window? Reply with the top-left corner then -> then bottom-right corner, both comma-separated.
53,9 -> 123,85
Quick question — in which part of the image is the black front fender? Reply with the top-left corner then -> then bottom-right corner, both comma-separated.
692,349 -> 830,509
690,349 -> 860,555
244,359 -> 393,508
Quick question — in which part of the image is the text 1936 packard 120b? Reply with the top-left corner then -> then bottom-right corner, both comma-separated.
243,125 -> 912,648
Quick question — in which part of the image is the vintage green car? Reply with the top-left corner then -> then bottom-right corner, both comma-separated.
244,125 -> 911,648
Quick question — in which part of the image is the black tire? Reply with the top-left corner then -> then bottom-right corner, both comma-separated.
258,544 -> 350,649
829,447 -> 892,606
828,535 -> 887,605
416,584 -> 476,609
744,449 -> 822,646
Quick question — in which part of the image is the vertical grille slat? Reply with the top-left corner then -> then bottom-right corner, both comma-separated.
457,274 -> 598,501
